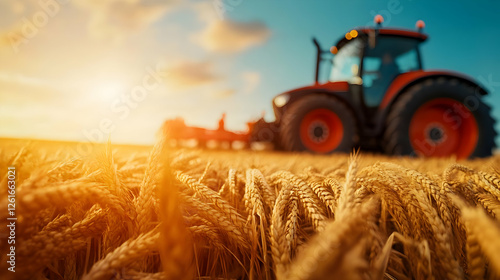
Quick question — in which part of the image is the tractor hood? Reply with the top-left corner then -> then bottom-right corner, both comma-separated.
273,81 -> 350,108
286,81 -> 350,93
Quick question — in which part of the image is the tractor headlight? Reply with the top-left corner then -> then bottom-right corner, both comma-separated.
274,95 -> 290,107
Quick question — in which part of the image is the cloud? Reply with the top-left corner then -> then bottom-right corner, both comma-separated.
10,2 -> 26,15
0,72 -> 68,107
164,60 -> 220,90
191,1 -> 220,23
0,72 -> 59,90
195,19 -> 271,53
0,15 -> 27,49
241,71 -> 261,94
0,1 -> 25,17
0,32 -> 14,49
74,0 -> 178,41
210,88 -> 236,99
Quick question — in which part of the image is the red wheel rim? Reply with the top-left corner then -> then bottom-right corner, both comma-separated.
300,108 -> 344,153
409,98 -> 478,159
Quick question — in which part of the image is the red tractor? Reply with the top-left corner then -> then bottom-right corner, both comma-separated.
164,16 -> 496,159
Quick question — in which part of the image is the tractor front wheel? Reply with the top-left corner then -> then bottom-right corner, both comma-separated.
279,95 -> 358,154
383,78 -> 497,158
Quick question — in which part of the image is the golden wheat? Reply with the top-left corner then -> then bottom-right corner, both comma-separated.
3,137 -> 500,279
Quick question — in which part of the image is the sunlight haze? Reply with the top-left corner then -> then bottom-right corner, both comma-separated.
1,0 -> 499,145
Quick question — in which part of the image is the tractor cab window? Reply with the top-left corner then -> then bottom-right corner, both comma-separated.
362,36 -> 421,107
330,38 -> 363,83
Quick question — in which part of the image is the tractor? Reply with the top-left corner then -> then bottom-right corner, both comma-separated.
163,15 -> 496,159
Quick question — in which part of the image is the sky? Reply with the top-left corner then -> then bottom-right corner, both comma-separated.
0,0 -> 499,146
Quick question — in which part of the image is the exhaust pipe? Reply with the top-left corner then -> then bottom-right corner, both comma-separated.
312,37 -> 322,84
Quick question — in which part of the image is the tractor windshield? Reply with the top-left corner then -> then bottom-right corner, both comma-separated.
330,38 -> 363,83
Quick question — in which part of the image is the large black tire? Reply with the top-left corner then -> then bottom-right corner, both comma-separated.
383,77 -> 497,158
279,95 -> 358,154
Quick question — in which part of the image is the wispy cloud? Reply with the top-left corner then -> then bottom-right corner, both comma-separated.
0,0 -> 26,17
191,1 -> 220,23
163,60 -> 220,90
0,71 -> 59,89
0,72 -> 74,106
195,19 -> 271,53
74,0 -> 178,41
10,1 -> 25,15
0,21 -> 26,50
210,88 -> 236,99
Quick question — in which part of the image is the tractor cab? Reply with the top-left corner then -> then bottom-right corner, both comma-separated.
329,23 -> 427,109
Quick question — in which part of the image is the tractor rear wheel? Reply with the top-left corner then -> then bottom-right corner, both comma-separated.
383,78 -> 497,158
279,95 -> 358,153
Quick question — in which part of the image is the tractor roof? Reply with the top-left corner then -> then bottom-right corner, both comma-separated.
334,28 -> 428,52
360,28 -> 428,40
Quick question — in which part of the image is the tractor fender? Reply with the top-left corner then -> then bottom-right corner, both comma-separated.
374,70 -> 489,136
380,70 -> 488,110
273,81 -> 363,125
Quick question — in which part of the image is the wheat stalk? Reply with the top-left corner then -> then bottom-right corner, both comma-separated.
176,171 -> 249,238
17,207 -> 107,274
134,139 -> 165,234
83,228 -> 160,280
286,197 -> 378,280
270,187 -> 291,278
271,171 -> 327,231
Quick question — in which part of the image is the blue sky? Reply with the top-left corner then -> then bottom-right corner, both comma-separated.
0,0 -> 499,146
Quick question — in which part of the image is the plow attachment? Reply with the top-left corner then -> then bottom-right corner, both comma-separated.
162,114 -> 277,150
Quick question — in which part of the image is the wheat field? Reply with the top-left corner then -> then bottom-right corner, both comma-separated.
1,138 -> 500,280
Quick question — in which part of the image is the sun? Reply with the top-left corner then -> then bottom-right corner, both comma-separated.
90,80 -> 127,103
96,81 -> 126,99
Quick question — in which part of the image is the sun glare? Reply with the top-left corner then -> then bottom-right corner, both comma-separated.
93,81 -> 126,101
84,80 -> 129,105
